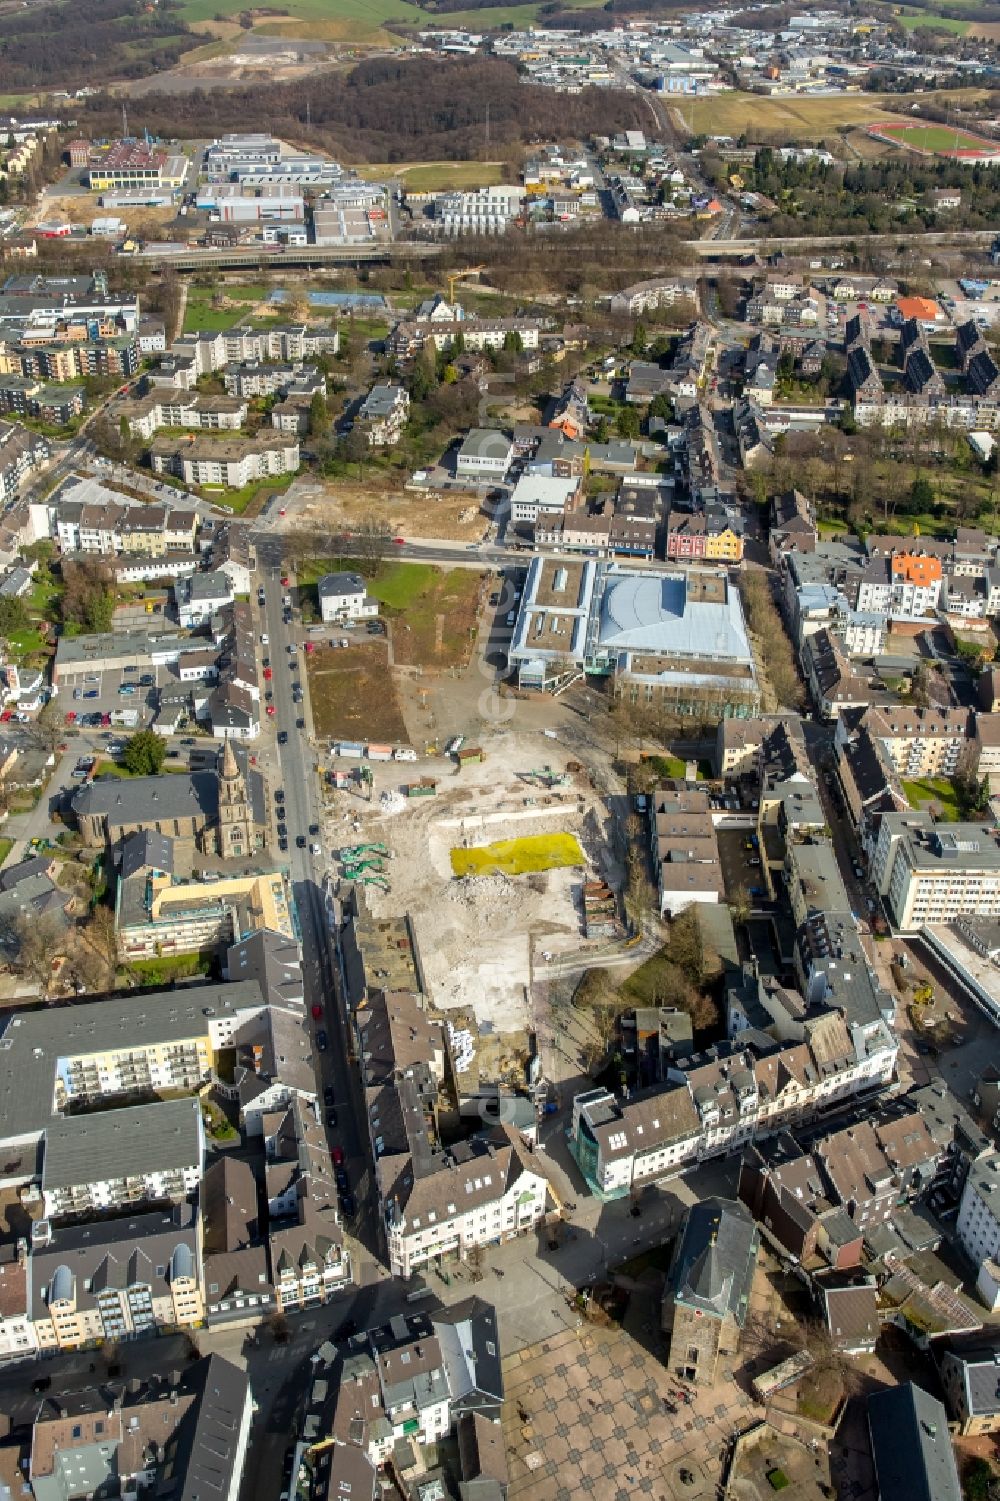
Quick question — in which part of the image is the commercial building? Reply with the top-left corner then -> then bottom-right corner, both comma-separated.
508,558 -> 760,718
867,1382 -> 961,1501
957,1153 -> 1000,1267
876,815 -> 1000,931
455,427 -> 515,484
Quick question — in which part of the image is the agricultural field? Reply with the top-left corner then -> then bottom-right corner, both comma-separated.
178,0 -> 607,37
451,831 -> 585,879
681,88 -> 989,142
306,641 -> 409,744
897,10 -> 970,30
868,119 -> 1000,157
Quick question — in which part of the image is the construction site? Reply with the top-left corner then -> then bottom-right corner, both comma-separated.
318,726 -> 627,1052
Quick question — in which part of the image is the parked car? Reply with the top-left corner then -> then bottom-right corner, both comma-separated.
332,1146 -> 345,1167
311,1003 -> 322,1020
316,1029 -> 328,1051
340,1194 -> 355,1217
326,1107 -> 337,1127
278,731 -> 288,745
324,1086 -> 335,1107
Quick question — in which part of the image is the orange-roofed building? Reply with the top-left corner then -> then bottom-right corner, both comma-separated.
894,295 -> 945,328
890,551 -> 942,614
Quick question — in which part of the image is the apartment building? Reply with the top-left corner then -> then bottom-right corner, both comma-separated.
0,421 -> 49,506
0,980 -> 265,1154
18,1356 -> 251,1501
170,324 -> 338,379
265,1098 -> 351,1311
388,316 -> 541,359
175,569 -> 235,629
223,362 -> 324,400
350,987 -> 548,1278
881,817 -> 1000,930
570,1011 -> 897,1200
665,506 -> 744,564
40,1099 -> 203,1218
851,553 -> 942,617
834,705 -> 972,789
355,383 -> 409,447
30,1203 -> 203,1351
941,1347 -> 1000,1436
957,1153 -> 1000,1267
124,393 -> 247,440
150,435 -> 299,489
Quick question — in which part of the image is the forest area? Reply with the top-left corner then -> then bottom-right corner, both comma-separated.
0,0 -> 193,90
77,56 -> 647,164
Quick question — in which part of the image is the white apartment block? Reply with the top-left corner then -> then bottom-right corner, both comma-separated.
570,1016 -> 897,1199
882,818 -> 1000,930
151,436 -> 299,489
125,394 -> 247,440
957,1154 -> 1000,1266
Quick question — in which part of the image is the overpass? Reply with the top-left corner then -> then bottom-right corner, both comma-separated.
132,241 -> 443,272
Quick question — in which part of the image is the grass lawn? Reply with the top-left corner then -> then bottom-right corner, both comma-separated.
202,471 -> 296,517
902,776 -> 963,820
451,832 -> 585,878
199,0 -> 610,33
306,642 -> 408,744
617,944 -> 676,1008
125,953 -> 212,985
0,839 -> 13,868
183,288 -> 249,333
370,564 -> 485,669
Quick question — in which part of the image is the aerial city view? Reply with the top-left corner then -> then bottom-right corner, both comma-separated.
7,1 -> 1000,1499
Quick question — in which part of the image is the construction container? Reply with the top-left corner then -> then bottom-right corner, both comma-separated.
407,778 -> 437,798
336,742 -> 365,759
366,743 -> 393,762
456,746 -> 483,766
393,747 -> 417,762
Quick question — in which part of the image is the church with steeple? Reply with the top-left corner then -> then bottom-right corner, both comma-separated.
662,1197 -> 759,1387
71,742 -> 269,858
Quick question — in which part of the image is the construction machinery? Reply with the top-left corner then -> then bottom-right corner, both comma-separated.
447,265 -> 487,305
357,875 -> 390,893
340,843 -> 389,860
343,859 -> 386,878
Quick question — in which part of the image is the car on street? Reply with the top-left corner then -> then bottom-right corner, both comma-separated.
260,633 -> 268,645
297,718 -> 306,730
296,833 -> 306,848
309,823 -> 319,836
278,731 -> 288,745
332,1146 -> 345,1166
335,1168 -> 348,1190
393,537 -> 405,545
340,1193 -> 355,1217
326,1107 -> 338,1127
266,704 -> 276,717
311,1003 -> 322,1019
324,1086 -> 335,1107
316,1029 -> 328,1051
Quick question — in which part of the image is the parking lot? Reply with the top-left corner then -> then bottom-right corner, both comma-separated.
59,663 -> 170,730
716,827 -> 765,904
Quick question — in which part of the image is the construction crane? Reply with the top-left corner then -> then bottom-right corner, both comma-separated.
447,265 -> 488,306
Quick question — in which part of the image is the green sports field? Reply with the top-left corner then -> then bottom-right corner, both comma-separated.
871,120 -> 1000,155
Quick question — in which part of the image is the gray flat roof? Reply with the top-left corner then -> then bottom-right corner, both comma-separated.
0,980 -> 263,1144
42,1098 -> 202,1190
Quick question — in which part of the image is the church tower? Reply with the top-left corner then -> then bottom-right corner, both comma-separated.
217,738 -> 252,858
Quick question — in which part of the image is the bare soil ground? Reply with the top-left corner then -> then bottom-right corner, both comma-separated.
306,642 -> 408,744
319,731 -> 622,1032
292,487 -> 489,542
387,570 -> 488,670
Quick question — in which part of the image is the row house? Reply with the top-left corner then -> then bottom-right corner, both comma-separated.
30,1204 -> 203,1351
665,504 -> 744,563
351,988 -> 549,1278
265,1098 -> 351,1310
570,1013 -> 897,1199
